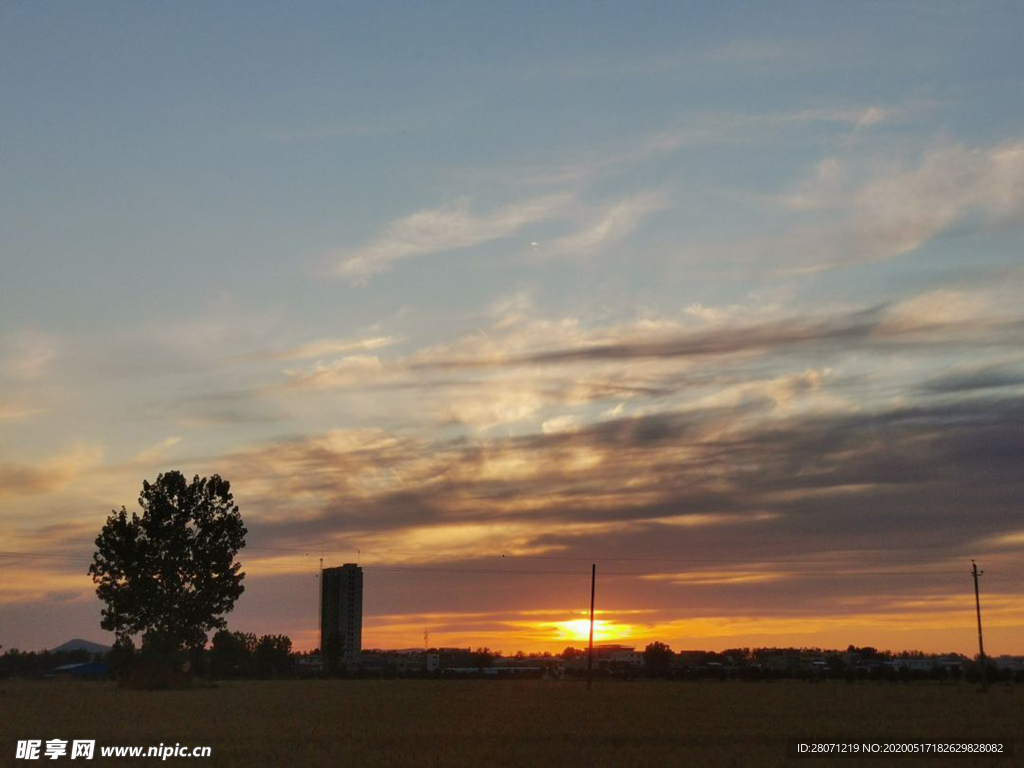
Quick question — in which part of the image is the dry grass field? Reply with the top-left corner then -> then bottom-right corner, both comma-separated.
2,679 -> 1022,767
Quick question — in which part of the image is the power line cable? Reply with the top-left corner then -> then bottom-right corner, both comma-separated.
0,532 -> 992,568
0,550 -> 988,578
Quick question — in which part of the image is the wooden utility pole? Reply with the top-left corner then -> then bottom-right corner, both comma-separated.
317,554 -> 324,653
972,560 -> 987,690
587,563 -> 596,688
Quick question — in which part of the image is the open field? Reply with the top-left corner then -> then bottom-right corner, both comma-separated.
2,679 -> 1022,767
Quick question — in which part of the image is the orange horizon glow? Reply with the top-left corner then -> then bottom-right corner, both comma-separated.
552,618 -> 634,644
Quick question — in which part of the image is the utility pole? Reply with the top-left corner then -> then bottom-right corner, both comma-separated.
972,560 -> 987,690
587,563 -> 596,688
317,554 -> 324,654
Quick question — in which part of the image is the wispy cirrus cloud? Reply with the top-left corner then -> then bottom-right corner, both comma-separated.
544,192 -> 669,256
247,335 -> 401,362
771,140 -> 1024,273
0,331 -> 57,382
484,106 -> 904,187
530,38 -> 841,82
0,397 -> 45,422
333,193 -> 573,283
0,443 -> 103,499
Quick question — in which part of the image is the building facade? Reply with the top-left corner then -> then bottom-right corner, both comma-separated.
320,564 -> 363,666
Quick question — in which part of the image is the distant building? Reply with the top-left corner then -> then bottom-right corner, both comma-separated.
562,644 -> 643,670
429,647 -> 475,671
673,650 -> 712,669
52,662 -> 110,680
993,655 -> 1024,671
320,564 -> 363,666
602,646 -> 644,667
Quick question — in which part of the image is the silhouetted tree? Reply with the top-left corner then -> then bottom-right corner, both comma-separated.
210,630 -> 256,678
471,647 -> 499,667
722,647 -> 752,663
106,638 -> 136,676
643,641 -> 674,675
254,634 -> 293,678
89,471 -> 247,654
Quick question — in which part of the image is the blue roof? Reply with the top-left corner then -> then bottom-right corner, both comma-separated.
53,662 -> 110,675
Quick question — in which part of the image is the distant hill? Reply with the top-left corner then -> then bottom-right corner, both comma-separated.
49,639 -> 111,655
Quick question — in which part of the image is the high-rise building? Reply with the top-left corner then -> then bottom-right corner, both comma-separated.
320,563 -> 363,666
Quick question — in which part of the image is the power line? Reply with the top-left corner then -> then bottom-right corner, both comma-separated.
0,530 -> 994,565
0,551 -> 988,578
222,547 -> 999,565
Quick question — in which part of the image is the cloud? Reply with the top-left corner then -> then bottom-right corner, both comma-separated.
855,106 -> 889,129
224,393 -> 1024,550
129,436 -> 183,467
488,107 -> 900,187
541,415 -> 578,434
851,142 -> 1024,256
412,301 -> 1006,372
511,309 -> 881,367
773,141 -> 1024,273
537,39 -> 867,83
0,331 -> 56,381
0,444 -> 103,499
773,158 -> 846,211
0,397 -> 45,422
162,387 -> 285,426
333,193 -> 573,282
257,335 -> 401,362
921,362 -> 1024,394
169,388 -> 1023,654
5,390 -> 1024,651
546,192 -> 669,256
486,290 -> 535,329
283,355 -> 386,389
268,286 -> 1023,439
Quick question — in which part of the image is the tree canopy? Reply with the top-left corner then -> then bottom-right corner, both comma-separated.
643,641 -> 675,674
89,471 -> 247,651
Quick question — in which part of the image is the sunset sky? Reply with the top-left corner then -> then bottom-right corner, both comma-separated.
2,2 -> 1024,655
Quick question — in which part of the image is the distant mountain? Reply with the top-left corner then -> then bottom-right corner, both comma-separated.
49,638 -> 111,655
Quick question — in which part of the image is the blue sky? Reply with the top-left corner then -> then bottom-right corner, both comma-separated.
2,2 -> 1024,653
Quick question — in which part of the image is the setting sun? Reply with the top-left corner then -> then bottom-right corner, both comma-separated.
553,618 -> 634,643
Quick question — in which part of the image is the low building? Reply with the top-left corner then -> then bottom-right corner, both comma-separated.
994,655 -> 1024,671
673,650 -> 712,669
603,646 -> 644,667
52,662 -> 110,680
562,644 -> 643,670
425,648 -> 474,672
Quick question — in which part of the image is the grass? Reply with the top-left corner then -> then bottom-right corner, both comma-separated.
1,679 -> 1022,767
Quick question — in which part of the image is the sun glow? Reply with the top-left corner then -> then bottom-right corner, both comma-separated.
554,618 -> 634,643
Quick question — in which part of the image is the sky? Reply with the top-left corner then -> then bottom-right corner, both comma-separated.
2,1 -> 1024,655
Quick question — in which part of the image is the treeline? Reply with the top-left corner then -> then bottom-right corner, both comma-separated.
0,648 -> 94,679
558,643 -> 1024,684
5,639 -> 1022,684
0,631 -> 295,680
207,631 -> 294,679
